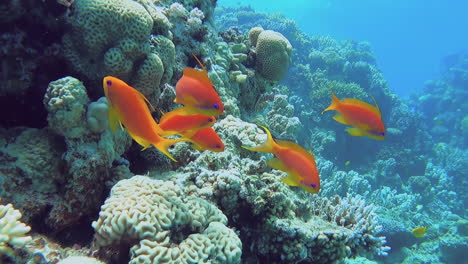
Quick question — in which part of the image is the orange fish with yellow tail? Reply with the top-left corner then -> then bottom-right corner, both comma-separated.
184,127 -> 224,152
174,55 -> 224,116
242,126 -> 320,194
158,107 -> 216,138
322,91 -> 386,140
103,76 -> 186,162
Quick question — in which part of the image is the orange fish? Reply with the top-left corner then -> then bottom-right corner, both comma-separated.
174,56 -> 224,116
159,107 -> 216,137
185,127 -> 224,152
322,91 -> 386,140
242,126 -> 320,194
103,76 -> 185,161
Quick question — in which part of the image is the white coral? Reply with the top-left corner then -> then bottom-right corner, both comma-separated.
0,203 -> 31,253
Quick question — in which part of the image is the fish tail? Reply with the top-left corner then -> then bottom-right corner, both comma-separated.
242,125 -> 276,153
322,91 -> 340,114
152,137 -> 188,162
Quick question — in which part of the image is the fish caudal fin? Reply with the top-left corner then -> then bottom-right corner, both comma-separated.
153,137 -> 188,162
242,125 -> 276,153
322,91 -> 340,114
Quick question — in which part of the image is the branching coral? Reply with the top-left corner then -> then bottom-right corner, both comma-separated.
0,203 -> 31,257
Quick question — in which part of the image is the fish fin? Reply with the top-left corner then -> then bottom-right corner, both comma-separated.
242,125 -> 277,153
108,105 -> 121,133
266,158 -> 287,172
281,174 -> 300,187
192,54 -> 207,72
127,130 -> 152,149
180,129 -> 198,139
322,91 -> 341,114
192,144 -> 205,151
370,94 -> 382,115
152,137 -> 188,162
342,98 -> 381,117
346,127 -> 367,137
332,113 -> 350,125
183,68 -> 213,88
275,139 -> 317,163
133,89 -> 156,113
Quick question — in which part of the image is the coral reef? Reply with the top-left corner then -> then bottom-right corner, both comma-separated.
249,27 -> 292,81
0,203 -> 31,258
0,1 -> 465,264
92,175 -> 242,264
63,0 -> 171,103
173,116 -> 389,263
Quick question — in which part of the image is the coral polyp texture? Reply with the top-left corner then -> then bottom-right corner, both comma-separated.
0,1 -> 465,264
92,175 -> 242,264
0,203 -> 31,256
250,27 -> 292,81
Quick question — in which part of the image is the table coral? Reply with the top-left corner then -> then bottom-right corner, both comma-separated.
92,175 -> 242,264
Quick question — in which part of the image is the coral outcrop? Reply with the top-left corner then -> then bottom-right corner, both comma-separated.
249,27 -> 292,81
92,175 -> 242,264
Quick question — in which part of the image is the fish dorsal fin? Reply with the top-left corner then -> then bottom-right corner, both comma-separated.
275,139 -> 316,162
192,54 -> 207,72
341,98 -> 381,116
183,68 -> 213,88
370,95 -> 382,115
133,88 -> 156,112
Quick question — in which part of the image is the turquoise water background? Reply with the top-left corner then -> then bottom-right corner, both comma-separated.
219,0 -> 468,96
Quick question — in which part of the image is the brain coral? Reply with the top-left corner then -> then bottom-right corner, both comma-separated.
92,175 -> 242,264
252,28 -> 292,81
63,0 -> 170,102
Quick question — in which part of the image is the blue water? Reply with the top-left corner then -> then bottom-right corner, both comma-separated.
219,0 -> 468,96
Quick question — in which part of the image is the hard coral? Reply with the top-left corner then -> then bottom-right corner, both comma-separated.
92,175 -> 242,264
0,203 -> 31,257
44,76 -> 89,139
252,28 -> 292,81
63,0 -> 170,103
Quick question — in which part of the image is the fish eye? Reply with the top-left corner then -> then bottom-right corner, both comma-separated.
106,80 -> 112,86
208,118 -> 213,122
310,183 -> 317,188
213,103 -> 219,110
381,132 -> 385,136
215,144 -> 221,148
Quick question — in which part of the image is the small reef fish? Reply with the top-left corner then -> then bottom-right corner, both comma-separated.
242,126 -> 320,194
158,107 -> 216,137
185,127 -> 225,152
103,76 -> 185,162
412,226 -> 427,238
322,91 -> 386,140
345,161 -> 351,166
174,55 -> 224,116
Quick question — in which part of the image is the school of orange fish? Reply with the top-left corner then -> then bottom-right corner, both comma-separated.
103,56 -> 386,195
